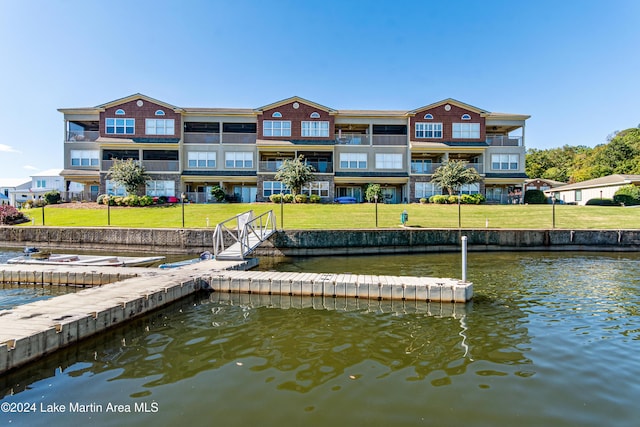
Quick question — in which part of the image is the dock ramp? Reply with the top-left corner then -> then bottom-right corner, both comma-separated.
213,210 -> 276,260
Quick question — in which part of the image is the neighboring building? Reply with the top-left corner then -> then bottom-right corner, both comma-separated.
0,178 -> 31,207
59,94 -> 529,204
27,169 -> 83,203
525,178 -> 566,192
545,174 -> 640,205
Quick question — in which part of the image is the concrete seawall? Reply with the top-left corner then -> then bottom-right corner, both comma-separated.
1,226 -> 639,255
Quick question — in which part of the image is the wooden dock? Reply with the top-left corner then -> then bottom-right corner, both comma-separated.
0,259 -> 472,373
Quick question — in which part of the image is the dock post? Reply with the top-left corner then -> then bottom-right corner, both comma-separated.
461,235 -> 468,283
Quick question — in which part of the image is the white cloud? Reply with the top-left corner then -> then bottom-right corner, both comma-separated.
0,144 -> 20,153
23,165 -> 39,171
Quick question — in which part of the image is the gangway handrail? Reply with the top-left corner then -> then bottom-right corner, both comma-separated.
213,210 -> 276,259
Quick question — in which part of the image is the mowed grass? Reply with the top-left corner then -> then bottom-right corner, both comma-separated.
19,202 -> 640,229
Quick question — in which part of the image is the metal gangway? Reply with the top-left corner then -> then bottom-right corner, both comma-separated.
213,210 -> 276,260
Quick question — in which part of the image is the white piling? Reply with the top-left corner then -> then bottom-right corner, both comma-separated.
461,235 -> 468,283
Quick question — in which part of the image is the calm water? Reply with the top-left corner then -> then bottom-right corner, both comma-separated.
1,251 -> 639,426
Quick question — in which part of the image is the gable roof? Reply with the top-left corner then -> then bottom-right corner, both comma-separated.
255,96 -> 336,114
550,174 -> 640,192
408,98 -> 488,116
96,93 -> 183,113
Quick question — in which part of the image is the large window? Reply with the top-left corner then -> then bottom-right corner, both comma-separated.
491,154 -> 519,170
411,159 -> 433,174
145,119 -> 175,135
452,123 -> 480,139
146,180 -> 175,197
301,181 -> 330,197
339,153 -> 367,169
415,182 -> 442,199
415,123 -> 442,138
263,181 -> 290,197
301,121 -> 329,137
375,153 -> 403,169
106,118 -> 135,134
263,120 -> 291,137
70,150 -> 99,167
225,152 -> 253,168
188,151 -> 216,168
105,180 -> 127,196
460,183 -> 480,194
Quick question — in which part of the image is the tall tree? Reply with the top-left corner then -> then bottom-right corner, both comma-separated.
107,158 -> 149,195
431,160 -> 481,195
274,155 -> 315,198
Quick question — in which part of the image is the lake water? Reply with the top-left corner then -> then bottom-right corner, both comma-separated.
1,250 -> 639,426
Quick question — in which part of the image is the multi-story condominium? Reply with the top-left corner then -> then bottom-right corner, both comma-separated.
59,94 -> 529,204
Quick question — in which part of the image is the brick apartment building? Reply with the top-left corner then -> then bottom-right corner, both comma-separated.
59,94 -> 529,204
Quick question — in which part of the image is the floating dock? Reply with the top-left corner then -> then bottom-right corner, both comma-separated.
0,260 -> 471,373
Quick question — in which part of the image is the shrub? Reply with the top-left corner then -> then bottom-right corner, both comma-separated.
43,190 -> 61,205
156,196 -> 167,205
97,194 -> 107,205
419,198 -> 428,204
586,198 -> 618,206
614,185 -> 640,206
283,194 -> 294,203
309,194 -> 321,203
140,195 -> 154,206
0,205 -> 29,225
269,194 -> 282,203
447,195 -> 459,204
294,194 -> 308,203
210,185 -> 226,202
524,189 -> 547,204
430,195 -> 448,204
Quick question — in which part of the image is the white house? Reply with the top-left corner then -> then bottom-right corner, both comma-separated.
545,174 -> 640,205
0,178 -> 31,206
26,169 -> 83,203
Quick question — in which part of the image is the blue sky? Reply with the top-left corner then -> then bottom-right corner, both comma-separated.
1,0 -> 638,180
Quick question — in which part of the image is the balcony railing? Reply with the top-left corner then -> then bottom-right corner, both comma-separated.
66,131 -> 99,142
221,133 -> 256,144
101,160 -> 179,172
184,132 -> 220,144
411,162 -> 484,174
372,135 -> 407,146
259,160 -> 333,173
487,135 -> 522,146
335,133 -> 370,145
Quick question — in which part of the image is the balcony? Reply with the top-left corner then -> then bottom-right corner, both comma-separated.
259,160 -> 333,173
487,135 -> 522,146
221,133 -> 256,144
335,133 -> 370,145
411,162 -> 484,175
101,160 -> 179,172
372,135 -> 407,146
66,131 -> 99,142
184,132 -> 220,144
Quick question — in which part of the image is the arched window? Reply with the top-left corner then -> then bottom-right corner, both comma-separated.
115,109 -> 125,115
461,114 -> 471,120
272,112 -> 282,118
155,110 -> 165,116
310,112 -> 320,118
424,114 -> 434,119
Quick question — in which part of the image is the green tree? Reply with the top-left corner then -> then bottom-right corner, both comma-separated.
107,158 -> 149,196
431,160 -> 481,195
274,155 -> 315,199
365,183 -> 382,202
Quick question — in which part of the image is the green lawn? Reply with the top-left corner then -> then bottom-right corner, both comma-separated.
19,202 -> 640,229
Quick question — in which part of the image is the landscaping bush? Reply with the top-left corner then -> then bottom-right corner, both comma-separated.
140,195 -> 154,206
43,190 -> 61,205
309,194 -> 321,203
586,198 -> 618,206
419,198 -> 428,204
429,195 -> 448,204
0,205 -> 29,225
269,194 -> 283,203
210,185 -> 226,202
524,189 -> 547,204
614,185 -> 640,206
447,195 -> 459,204
294,194 -> 308,203
283,194 -> 294,203
156,196 -> 168,205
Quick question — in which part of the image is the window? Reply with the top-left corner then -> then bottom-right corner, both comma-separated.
310,112 -> 320,118
70,150 -> 99,167
145,119 -> 175,135
461,114 -> 471,120
35,179 -> 47,188
225,151 -> 253,168
146,180 -> 175,197
115,109 -> 125,115
491,154 -> 519,170
106,118 -> 135,134
460,183 -> 480,194
263,120 -> 291,137
415,123 -> 442,138
272,112 -> 282,118
415,182 -> 442,198
575,190 -> 582,202
301,121 -> 329,137
452,123 -> 480,138
424,114 -> 434,119
188,151 -> 216,168
263,181 -> 290,197
375,153 -> 403,169
340,153 -> 367,169
155,110 -> 165,116
105,180 -> 127,196
411,158 -> 433,174
302,181 -> 330,197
